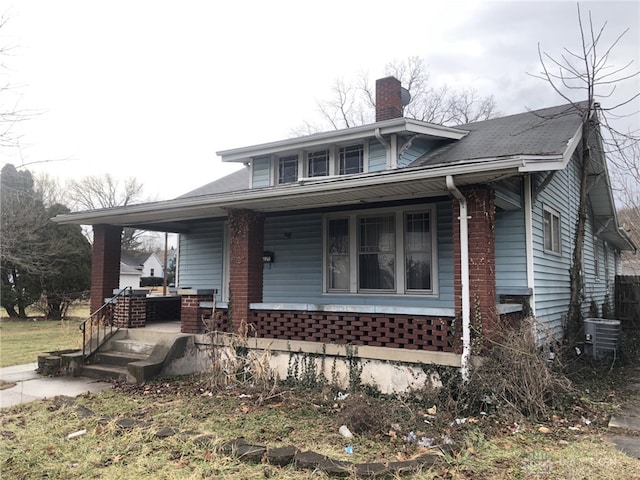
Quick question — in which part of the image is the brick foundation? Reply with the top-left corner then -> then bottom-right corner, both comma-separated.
251,310 -> 454,352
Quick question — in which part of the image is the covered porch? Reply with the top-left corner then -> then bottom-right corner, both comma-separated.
56,163 -> 530,369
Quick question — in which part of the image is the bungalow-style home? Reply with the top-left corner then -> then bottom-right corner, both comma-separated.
54,77 -> 635,387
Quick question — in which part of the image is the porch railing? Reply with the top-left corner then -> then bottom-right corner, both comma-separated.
80,286 -> 132,361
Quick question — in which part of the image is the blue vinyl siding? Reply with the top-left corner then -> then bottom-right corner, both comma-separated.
176,203 -> 455,311
263,213 -> 324,302
531,154 -> 619,337
262,203 -> 454,309
398,138 -> 438,167
252,155 -> 271,187
177,221 -> 225,301
368,139 -> 386,172
495,207 -> 527,291
531,155 -> 578,336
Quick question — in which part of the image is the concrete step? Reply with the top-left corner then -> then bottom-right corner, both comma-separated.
93,350 -> 148,367
110,339 -> 155,356
81,364 -> 129,382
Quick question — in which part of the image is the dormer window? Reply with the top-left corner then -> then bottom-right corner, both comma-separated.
278,155 -> 299,184
339,145 -> 364,175
307,149 -> 329,177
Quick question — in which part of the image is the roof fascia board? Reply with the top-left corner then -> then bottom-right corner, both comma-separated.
54,158 -> 522,226
218,119 -> 468,163
562,124 -> 583,166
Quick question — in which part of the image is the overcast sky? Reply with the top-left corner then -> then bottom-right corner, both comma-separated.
1,0 -> 638,202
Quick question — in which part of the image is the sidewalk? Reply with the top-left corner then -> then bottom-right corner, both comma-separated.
607,365 -> 640,459
0,363 -> 112,409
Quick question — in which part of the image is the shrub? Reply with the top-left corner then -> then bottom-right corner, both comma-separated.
466,318 -> 574,420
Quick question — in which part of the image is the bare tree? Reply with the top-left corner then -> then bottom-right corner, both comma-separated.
531,5 -> 639,341
66,173 -> 143,211
34,172 -> 66,207
66,173 -> 145,250
292,56 -> 499,134
0,14 -> 27,152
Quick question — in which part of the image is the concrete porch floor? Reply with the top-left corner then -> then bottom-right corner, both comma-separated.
141,321 -> 182,333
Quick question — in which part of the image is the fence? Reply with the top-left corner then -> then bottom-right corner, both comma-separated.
615,275 -> 640,327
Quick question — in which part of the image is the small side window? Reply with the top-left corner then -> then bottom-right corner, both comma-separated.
543,206 -> 561,254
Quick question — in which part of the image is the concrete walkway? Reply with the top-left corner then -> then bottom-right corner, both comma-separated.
0,363 -> 112,410
607,366 -> 640,459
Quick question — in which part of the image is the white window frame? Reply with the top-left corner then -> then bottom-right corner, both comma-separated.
323,205 -> 438,296
338,143 -> 368,175
543,205 -> 561,255
276,153 -> 300,185
306,149 -> 330,178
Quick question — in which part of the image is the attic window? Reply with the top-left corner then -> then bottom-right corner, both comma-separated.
278,155 -> 298,184
339,145 -> 363,175
307,149 -> 329,177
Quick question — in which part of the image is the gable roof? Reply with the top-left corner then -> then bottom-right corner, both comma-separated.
120,251 -> 151,270
119,261 -> 143,275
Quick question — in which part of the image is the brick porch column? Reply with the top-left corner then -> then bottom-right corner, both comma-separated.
90,224 -> 122,314
228,209 -> 264,335
452,186 -> 497,343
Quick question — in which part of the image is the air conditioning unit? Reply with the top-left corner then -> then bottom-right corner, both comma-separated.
584,318 -> 621,359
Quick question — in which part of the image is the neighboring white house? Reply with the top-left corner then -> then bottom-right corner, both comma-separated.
119,252 -> 165,289
119,261 -> 143,290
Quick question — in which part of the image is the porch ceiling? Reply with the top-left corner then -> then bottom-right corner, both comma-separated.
53,159 -> 525,232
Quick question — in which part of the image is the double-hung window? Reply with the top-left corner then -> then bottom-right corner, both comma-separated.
325,207 -> 436,295
404,212 -> 432,291
327,218 -> 350,291
339,145 -> 363,175
543,206 -> 561,254
278,155 -> 298,184
359,215 -> 396,290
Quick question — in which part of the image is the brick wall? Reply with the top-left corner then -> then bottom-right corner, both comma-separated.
181,294 -> 213,333
90,224 -> 122,314
452,186 -> 497,340
252,310 -> 455,352
114,293 -> 146,328
228,210 -> 264,334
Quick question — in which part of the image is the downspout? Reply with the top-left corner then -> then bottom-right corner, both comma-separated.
446,175 -> 471,383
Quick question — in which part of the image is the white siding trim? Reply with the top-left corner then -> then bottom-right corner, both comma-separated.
524,175 -> 536,312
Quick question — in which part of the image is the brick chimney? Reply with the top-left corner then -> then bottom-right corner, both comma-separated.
376,76 -> 403,122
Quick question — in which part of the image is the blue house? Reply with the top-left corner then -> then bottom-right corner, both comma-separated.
55,77 -> 635,380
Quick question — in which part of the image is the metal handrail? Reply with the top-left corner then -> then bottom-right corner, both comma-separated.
80,286 -> 132,361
